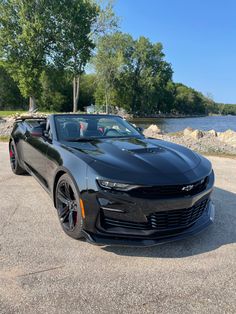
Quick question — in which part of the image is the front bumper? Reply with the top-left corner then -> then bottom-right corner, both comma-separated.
82,201 -> 215,247
81,172 -> 215,247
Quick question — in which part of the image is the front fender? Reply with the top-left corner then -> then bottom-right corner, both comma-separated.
52,162 -> 89,207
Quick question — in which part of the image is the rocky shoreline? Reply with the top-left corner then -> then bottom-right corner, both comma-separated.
1,116 -> 236,156
0,117 -> 16,136
143,125 -> 236,156
0,114 -> 47,137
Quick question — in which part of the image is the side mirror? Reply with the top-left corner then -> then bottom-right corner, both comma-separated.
136,126 -> 144,133
43,130 -> 49,138
43,130 -> 52,142
30,126 -> 43,137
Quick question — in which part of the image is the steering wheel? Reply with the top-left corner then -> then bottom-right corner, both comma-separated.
104,128 -> 121,136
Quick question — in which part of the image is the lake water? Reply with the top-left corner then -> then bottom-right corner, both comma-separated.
132,115 -> 236,133
1,114 -> 235,133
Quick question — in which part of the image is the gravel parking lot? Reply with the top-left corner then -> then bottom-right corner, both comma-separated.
0,142 -> 235,314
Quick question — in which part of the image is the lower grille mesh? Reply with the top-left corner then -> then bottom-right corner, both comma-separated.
147,199 -> 208,230
102,199 -> 209,232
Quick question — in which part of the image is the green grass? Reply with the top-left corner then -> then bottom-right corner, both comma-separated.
0,110 -> 66,118
0,110 -> 27,118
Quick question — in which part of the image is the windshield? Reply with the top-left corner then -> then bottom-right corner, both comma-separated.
54,115 -> 142,141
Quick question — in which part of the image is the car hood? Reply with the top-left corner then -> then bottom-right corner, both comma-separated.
64,137 -> 212,185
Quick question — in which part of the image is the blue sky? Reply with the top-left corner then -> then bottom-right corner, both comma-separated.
114,0 -> 236,103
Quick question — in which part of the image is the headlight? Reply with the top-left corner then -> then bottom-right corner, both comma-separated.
97,180 -> 139,191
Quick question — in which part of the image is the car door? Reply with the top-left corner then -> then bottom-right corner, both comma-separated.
22,122 -> 49,187
44,121 -> 64,193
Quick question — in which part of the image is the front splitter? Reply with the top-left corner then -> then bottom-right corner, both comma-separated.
82,201 -> 215,247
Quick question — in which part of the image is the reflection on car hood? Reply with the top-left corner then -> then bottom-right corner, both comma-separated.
64,137 -> 212,185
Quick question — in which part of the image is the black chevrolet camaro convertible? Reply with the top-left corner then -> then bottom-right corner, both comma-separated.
9,114 -> 215,246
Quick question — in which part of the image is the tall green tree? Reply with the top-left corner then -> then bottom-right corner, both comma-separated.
0,0 -> 117,112
94,33 -> 173,114
127,36 -> 173,114
94,32 -> 132,112
52,0 -> 98,112
0,0 -> 57,111
174,83 -> 206,115
52,0 -> 118,112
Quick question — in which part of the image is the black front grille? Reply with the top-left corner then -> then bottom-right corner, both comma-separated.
147,199 -> 209,231
129,177 -> 209,199
101,217 -> 149,230
101,199 -> 209,232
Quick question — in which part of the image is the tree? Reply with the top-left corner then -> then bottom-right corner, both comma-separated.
53,0 -> 118,112
39,66 -> 73,112
79,74 -> 97,110
94,33 -> 173,115
93,33 -> 132,112
0,63 -> 26,109
0,0 -> 117,112
0,0 -> 57,111
51,0 -> 97,112
39,69 -> 97,112
174,83 -> 206,115
127,37 -> 173,114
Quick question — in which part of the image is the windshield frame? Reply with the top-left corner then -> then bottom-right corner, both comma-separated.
54,114 -> 143,142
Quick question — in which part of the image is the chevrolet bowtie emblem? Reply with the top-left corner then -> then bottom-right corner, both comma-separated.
182,185 -> 194,191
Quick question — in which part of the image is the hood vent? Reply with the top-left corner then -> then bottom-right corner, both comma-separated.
127,147 -> 164,154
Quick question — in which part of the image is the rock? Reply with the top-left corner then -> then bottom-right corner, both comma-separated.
0,118 -> 16,136
183,128 -> 203,140
143,124 -> 162,138
183,127 -> 194,136
6,117 -> 16,122
191,129 -> 204,139
218,129 -> 236,147
146,124 -> 161,133
208,129 -> 217,137
218,129 -> 236,139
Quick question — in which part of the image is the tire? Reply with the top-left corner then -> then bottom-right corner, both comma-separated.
9,140 -> 26,175
55,173 -> 84,239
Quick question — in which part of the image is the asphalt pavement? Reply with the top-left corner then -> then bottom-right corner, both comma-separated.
0,142 -> 235,314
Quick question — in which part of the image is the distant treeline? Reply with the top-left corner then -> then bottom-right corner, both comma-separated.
208,103 -> 236,115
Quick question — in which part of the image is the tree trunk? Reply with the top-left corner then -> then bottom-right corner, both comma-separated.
105,84 -> 109,114
29,96 -> 37,112
73,76 -> 80,112
105,92 -> 108,114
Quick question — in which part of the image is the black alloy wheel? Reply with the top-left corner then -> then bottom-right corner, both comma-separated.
9,141 -> 26,175
55,173 -> 83,239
